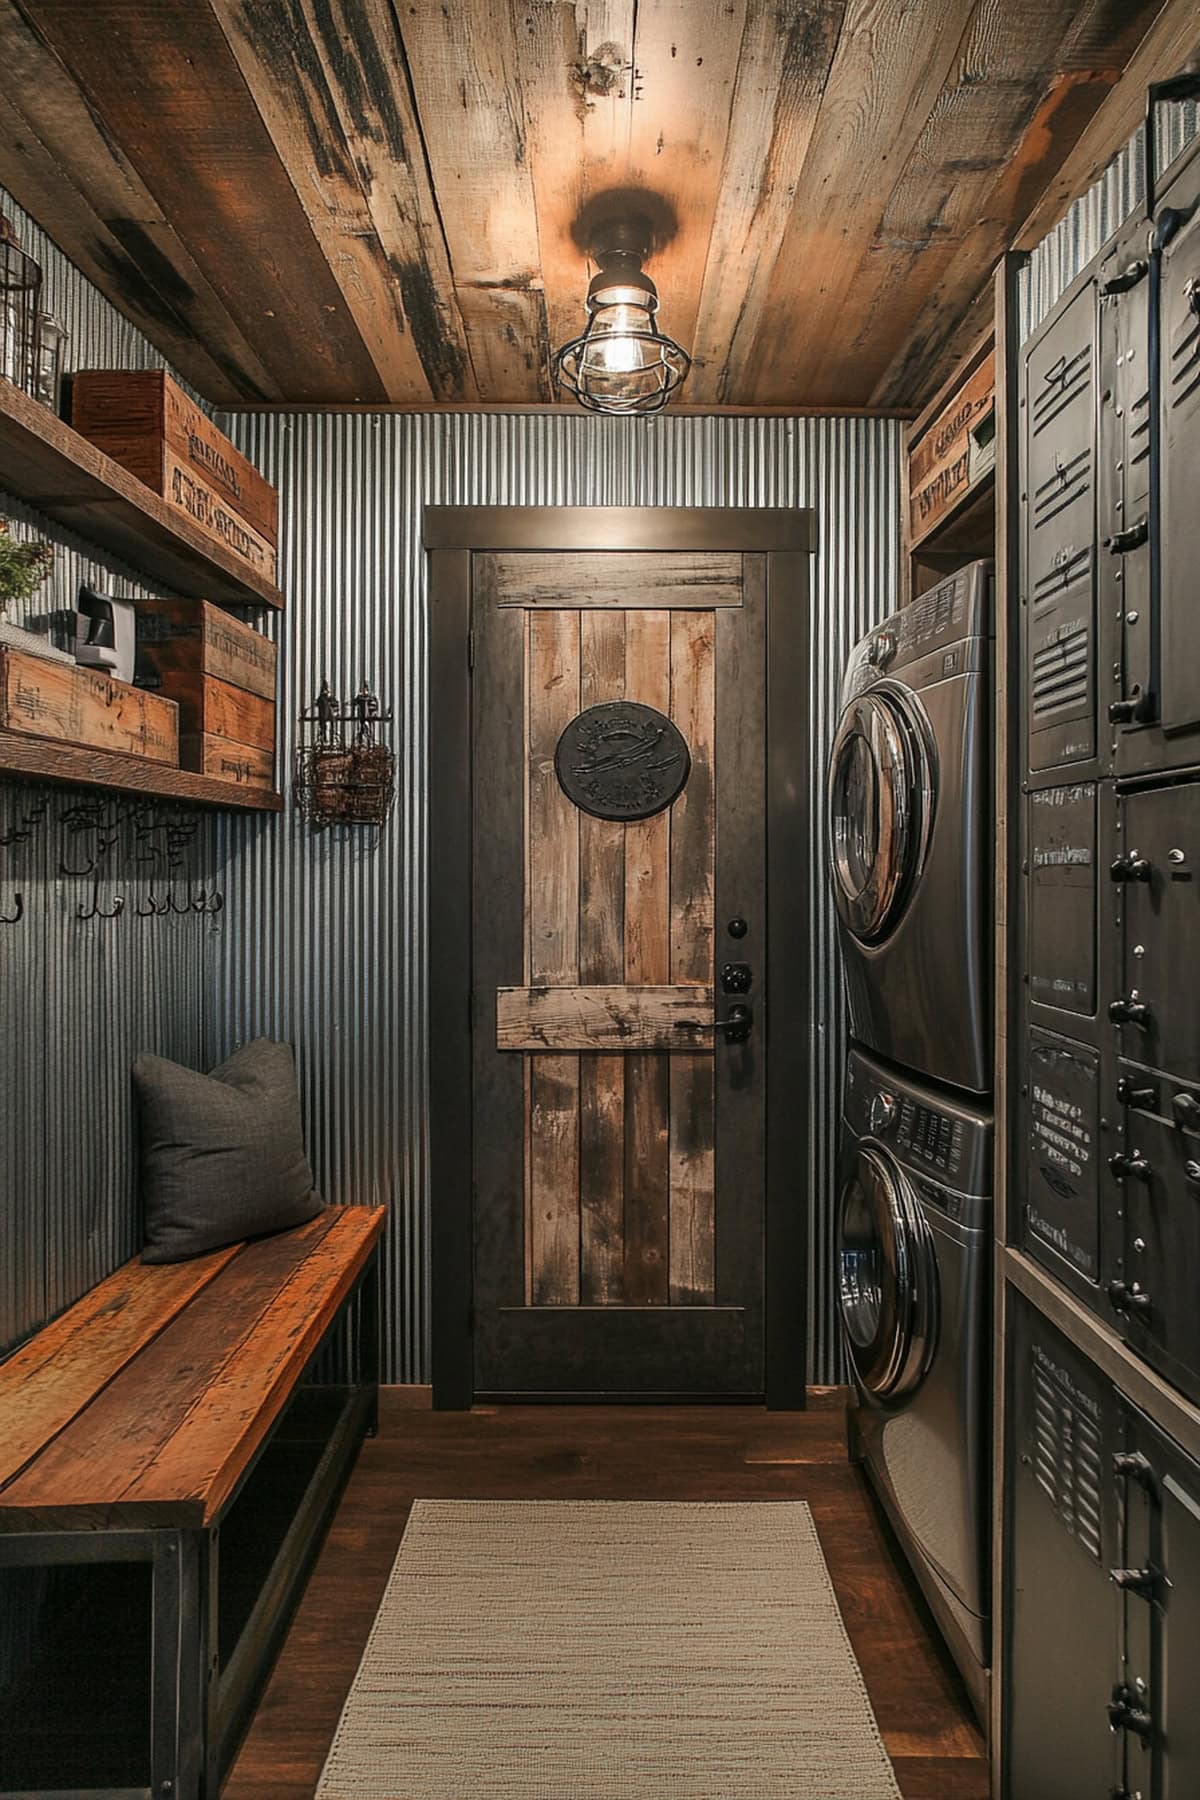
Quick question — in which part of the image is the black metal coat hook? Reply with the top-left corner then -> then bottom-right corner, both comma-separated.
77,874 -> 124,921
0,891 -> 22,925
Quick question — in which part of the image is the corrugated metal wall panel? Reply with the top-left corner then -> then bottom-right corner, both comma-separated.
213,411 -> 902,1385
0,182 -> 215,1354
1020,98 -> 1200,339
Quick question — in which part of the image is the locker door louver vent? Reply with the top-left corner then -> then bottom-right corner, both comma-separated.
1031,620 -> 1090,717
1169,311 -> 1200,411
1130,386 -> 1151,474
1032,1360 -> 1104,1559
1031,346 -> 1092,435
1032,447 -> 1092,527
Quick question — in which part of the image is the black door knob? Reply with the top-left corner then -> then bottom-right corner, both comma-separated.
1109,1151 -> 1152,1181
1110,851 -> 1152,882
1117,1077 -> 1156,1110
1109,996 -> 1151,1027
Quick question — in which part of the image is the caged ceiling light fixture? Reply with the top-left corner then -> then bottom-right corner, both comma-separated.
553,210 -> 691,415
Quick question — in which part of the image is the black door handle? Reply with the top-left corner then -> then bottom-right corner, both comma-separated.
714,1002 -> 753,1043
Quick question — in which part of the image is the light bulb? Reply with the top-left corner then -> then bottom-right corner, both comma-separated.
592,303 -> 649,373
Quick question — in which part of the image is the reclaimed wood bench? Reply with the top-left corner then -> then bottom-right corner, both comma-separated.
0,1203 -> 384,1800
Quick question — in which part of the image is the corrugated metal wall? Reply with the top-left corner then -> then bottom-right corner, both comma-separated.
212,411 -> 903,1385
0,184 -> 216,1353
1020,97 -> 1199,339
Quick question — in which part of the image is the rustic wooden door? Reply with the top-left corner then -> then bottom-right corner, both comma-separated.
470,545 -> 768,1396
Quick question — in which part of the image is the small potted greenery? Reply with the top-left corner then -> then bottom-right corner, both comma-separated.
0,519 -> 53,614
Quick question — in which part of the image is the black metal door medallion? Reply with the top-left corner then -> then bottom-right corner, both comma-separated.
554,701 -> 690,821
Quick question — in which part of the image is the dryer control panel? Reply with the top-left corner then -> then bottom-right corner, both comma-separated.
897,1098 -> 965,1178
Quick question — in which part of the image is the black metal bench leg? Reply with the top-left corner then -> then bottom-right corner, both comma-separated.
362,1245 -> 382,1437
151,1530 -> 205,1800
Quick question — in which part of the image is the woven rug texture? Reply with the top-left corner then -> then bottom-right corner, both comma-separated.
316,1498 -> 902,1799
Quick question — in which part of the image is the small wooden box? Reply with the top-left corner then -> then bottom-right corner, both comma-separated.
134,598 -> 276,701
0,649 -> 178,765
908,348 -> 995,547
70,370 -> 278,579
181,733 -> 274,789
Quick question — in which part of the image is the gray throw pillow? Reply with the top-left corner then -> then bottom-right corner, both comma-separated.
134,1038 -> 324,1263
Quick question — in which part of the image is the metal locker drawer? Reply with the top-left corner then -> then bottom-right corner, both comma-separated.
1024,282 -> 1098,772
1028,782 -> 1097,1017
1160,197 -> 1200,746
1112,781 -> 1200,1082
1107,1066 -> 1200,1408
1005,1300 -> 1121,1798
1024,1029 -> 1102,1290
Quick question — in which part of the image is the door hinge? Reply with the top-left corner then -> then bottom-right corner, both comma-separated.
466,1304 -> 475,1334
467,629 -> 476,671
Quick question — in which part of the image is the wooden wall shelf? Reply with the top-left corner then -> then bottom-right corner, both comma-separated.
0,731 -> 282,811
0,378 -> 283,610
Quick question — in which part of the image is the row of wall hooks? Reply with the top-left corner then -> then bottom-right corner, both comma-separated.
0,791 -> 224,927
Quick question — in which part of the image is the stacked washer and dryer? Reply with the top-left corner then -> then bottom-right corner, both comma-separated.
827,558 -> 994,1721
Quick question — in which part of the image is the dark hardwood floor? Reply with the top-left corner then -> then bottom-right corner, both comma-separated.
225,1390 -> 989,1800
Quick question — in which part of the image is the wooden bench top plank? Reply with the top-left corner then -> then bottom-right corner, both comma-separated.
0,1210 -> 341,1527
0,1206 -> 383,1531
131,1204 -> 384,1526
0,1244 -> 242,1492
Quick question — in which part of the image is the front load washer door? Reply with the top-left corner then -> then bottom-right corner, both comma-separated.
838,1143 -> 939,1400
828,686 -> 936,945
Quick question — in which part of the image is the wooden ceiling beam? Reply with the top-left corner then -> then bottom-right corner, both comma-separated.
1012,0 -> 1200,249
514,0 -> 636,370
397,1 -> 553,402
15,0 -> 387,404
206,0 -> 465,405
0,1 -> 281,403
687,0 -> 845,405
744,0 -> 981,407
873,0 -> 1200,409
622,0 -> 748,370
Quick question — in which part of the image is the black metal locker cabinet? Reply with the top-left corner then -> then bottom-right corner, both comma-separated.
1117,1404 -> 1200,1796
1005,1298 -> 1122,1798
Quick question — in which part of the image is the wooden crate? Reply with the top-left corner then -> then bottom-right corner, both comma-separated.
181,733 -> 274,789
161,673 -> 274,750
134,598 -> 276,701
0,649 -> 178,765
70,369 -> 278,545
908,346 -> 995,547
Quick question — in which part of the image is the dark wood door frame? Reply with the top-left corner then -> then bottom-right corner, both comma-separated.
427,506 -> 814,1409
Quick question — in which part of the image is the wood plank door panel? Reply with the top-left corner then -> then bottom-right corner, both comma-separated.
471,550 -> 766,1396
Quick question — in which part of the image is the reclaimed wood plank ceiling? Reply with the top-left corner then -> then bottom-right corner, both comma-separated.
0,0 -> 1185,410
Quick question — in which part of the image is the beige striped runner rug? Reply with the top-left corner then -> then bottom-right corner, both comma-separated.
316,1500 -> 901,1799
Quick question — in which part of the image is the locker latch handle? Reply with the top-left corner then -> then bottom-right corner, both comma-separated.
1100,259 -> 1148,296
1107,1279 -> 1154,1318
1112,1450 -> 1158,1495
1107,1683 -> 1154,1741
1104,516 -> 1149,555
1109,1564 -> 1162,1603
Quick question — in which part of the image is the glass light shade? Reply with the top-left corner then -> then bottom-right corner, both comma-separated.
553,246 -> 691,414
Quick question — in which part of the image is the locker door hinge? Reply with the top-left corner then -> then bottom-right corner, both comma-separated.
467,629 -> 476,671
466,1303 -> 475,1334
